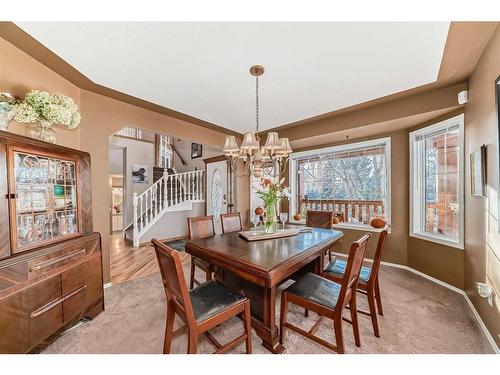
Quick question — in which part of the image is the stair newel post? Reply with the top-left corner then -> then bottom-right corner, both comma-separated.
162,170 -> 168,209
132,192 -> 139,247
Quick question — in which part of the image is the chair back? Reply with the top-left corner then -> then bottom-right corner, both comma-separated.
367,228 -> 388,284
337,234 -> 371,309
187,215 -> 215,240
306,210 -> 333,228
221,212 -> 242,233
151,239 -> 194,318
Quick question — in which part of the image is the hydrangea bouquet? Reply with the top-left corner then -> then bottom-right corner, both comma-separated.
255,177 -> 291,233
12,90 -> 81,142
0,92 -> 19,130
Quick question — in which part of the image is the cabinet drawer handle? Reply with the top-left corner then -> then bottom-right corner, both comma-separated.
30,284 -> 87,318
29,248 -> 86,272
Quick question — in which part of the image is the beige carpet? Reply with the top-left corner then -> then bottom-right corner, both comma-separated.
43,263 -> 493,354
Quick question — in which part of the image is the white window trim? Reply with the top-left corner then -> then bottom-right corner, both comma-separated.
409,113 -> 465,250
289,137 -> 391,229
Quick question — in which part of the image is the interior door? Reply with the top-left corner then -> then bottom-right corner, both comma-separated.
206,160 -> 228,234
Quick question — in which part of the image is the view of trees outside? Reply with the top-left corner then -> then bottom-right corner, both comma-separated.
296,145 -> 388,224
298,150 -> 387,201
423,129 -> 460,238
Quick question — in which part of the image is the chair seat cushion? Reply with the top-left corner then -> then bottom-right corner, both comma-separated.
193,257 -> 214,271
284,273 -> 341,309
324,259 -> 371,283
189,280 -> 245,322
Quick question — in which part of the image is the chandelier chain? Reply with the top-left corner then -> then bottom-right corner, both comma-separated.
255,75 -> 260,134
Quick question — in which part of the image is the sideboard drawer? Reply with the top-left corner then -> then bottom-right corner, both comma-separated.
28,276 -> 64,348
27,236 -> 100,278
61,262 -> 87,323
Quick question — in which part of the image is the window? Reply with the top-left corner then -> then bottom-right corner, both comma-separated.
158,134 -> 173,168
289,137 -> 391,228
409,114 -> 464,249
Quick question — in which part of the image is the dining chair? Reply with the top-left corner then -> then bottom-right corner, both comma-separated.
187,215 -> 216,289
306,210 -> 335,261
323,228 -> 388,337
151,239 -> 253,354
279,234 -> 371,354
221,212 -> 243,233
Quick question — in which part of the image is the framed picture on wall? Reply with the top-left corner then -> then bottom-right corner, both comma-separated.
470,144 -> 486,197
191,143 -> 203,159
132,164 -> 149,184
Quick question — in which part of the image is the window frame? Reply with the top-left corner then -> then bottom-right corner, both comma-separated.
409,113 -> 465,249
289,137 -> 391,231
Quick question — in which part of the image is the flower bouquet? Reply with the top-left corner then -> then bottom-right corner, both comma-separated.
11,90 -> 81,143
255,177 -> 291,233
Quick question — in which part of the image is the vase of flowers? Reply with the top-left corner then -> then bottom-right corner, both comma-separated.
256,177 -> 291,234
0,92 -> 19,131
12,90 -> 81,143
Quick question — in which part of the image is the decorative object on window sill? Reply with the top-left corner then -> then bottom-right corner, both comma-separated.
222,65 -> 293,178
470,145 -> 487,197
11,90 -> 81,143
0,91 -> 20,130
293,213 -> 302,221
370,216 -> 387,229
256,177 -> 290,234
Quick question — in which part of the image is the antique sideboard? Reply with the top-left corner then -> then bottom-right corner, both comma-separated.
0,130 -> 104,353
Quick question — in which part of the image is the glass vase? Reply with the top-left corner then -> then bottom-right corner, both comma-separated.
264,200 -> 278,234
0,102 -> 13,131
30,120 -> 57,143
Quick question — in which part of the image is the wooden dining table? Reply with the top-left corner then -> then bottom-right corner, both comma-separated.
185,226 -> 343,353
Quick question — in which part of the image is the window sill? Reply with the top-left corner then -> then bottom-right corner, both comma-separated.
409,232 -> 464,250
288,219 -> 389,233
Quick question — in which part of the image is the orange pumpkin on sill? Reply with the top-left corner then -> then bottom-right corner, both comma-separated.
370,216 -> 387,229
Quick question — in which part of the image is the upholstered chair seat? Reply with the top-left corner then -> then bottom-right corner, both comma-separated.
189,280 -> 246,322
284,272 -> 341,309
324,259 -> 371,284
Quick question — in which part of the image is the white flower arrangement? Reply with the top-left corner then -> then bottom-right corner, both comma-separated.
12,90 -> 81,129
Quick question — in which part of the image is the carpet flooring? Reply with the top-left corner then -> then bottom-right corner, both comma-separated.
43,263 -> 494,354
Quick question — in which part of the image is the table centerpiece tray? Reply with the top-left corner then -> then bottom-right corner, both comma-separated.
238,228 -> 304,241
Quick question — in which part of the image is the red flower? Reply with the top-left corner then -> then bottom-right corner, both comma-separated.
262,178 -> 272,187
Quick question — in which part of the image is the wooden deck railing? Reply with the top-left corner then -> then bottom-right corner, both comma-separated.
299,199 -> 384,225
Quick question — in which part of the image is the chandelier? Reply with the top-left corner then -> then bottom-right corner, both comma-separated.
222,65 -> 293,178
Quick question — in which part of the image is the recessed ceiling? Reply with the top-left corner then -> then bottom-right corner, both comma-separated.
16,22 -> 449,133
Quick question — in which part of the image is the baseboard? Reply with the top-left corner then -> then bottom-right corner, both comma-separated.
463,293 -> 500,354
103,282 -> 112,289
332,251 -> 499,353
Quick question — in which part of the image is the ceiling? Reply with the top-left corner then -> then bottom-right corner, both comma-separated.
16,22 -> 450,134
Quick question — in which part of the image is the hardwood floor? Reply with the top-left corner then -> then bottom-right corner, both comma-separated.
110,235 -> 189,284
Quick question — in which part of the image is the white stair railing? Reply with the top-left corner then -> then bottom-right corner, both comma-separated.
127,169 -> 204,246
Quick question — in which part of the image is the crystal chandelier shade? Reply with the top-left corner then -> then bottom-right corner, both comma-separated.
222,65 -> 293,178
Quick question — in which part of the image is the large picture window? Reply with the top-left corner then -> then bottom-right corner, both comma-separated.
289,138 -> 391,228
409,114 -> 464,248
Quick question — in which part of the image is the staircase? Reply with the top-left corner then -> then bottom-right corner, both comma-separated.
123,169 -> 204,246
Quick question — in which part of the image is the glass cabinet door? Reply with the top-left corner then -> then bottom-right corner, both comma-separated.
10,149 -> 79,252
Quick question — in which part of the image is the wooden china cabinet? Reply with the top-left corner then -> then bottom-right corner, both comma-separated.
0,130 -> 104,353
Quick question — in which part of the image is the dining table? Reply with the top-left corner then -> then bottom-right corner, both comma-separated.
185,226 -> 343,353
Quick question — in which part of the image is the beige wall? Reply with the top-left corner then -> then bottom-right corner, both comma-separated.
463,25 -> 500,347
0,36 -> 230,283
